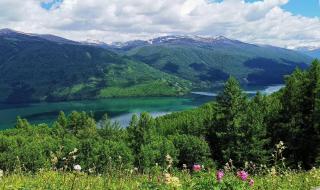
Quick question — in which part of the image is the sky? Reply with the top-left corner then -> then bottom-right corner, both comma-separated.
0,0 -> 319,49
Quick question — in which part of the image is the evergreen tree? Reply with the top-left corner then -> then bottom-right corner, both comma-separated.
208,77 -> 268,166
209,77 -> 249,165
127,112 -> 155,167
271,60 -> 320,168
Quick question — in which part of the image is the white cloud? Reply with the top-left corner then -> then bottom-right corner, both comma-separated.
0,0 -> 319,48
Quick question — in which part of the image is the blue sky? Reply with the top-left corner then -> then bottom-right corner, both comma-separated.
282,0 -> 320,18
214,0 -> 320,18
249,0 -> 320,17
41,0 -> 63,10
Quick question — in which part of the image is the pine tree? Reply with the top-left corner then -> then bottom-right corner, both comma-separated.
209,77 -> 249,165
127,113 -> 155,167
271,60 -> 320,168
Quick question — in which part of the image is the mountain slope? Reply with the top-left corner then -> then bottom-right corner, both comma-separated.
0,29 -> 190,103
116,36 -> 313,88
297,47 -> 320,59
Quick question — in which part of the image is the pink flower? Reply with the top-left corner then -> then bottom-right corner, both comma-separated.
216,170 -> 224,182
237,170 -> 249,181
249,179 -> 254,187
193,164 -> 201,172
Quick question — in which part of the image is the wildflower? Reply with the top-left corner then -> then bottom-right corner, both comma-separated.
216,170 -> 224,182
166,154 -> 173,169
166,154 -> 173,164
88,168 -> 95,174
249,179 -> 254,186
193,164 -> 201,172
245,161 -> 249,169
164,173 -> 171,183
164,173 -> 181,188
0,169 -> 3,178
182,164 -> 187,170
73,164 -> 81,172
237,170 -> 249,181
51,156 -> 58,165
69,148 -> 78,155
270,166 -> 277,176
170,176 -> 181,187
224,162 -> 231,172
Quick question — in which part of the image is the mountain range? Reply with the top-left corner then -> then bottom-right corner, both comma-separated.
0,28 -> 314,103
295,47 -> 320,59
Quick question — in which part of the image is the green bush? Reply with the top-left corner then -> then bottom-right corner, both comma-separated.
170,134 -> 213,168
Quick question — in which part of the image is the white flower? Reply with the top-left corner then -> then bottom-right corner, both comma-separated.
88,168 -> 95,173
0,169 -> 3,178
73,164 -> 81,172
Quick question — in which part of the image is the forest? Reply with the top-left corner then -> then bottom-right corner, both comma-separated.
0,60 -> 320,189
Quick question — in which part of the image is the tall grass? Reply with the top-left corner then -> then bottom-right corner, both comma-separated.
0,142 -> 319,190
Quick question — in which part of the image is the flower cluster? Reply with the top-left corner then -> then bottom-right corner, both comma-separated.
164,173 -> 181,188
236,170 -> 254,187
237,170 -> 249,181
216,170 -> 224,182
193,164 -> 201,172
74,164 -> 81,172
165,154 -> 173,170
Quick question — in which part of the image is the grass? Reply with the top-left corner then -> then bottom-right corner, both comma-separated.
0,168 -> 319,190
0,142 -> 319,190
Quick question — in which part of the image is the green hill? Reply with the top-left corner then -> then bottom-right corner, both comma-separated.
121,36 -> 312,88
0,30 -> 313,103
0,30 -> 190,103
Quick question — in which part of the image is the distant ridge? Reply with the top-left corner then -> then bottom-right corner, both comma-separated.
0,28 -> 314,103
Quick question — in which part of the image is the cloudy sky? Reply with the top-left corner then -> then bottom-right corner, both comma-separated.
0,0 -> 319,48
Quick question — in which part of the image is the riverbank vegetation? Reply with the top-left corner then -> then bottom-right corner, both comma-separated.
0,60 -> 320,189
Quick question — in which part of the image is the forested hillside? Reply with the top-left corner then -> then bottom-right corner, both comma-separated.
0,29 -> 190,103
120,36 -> 312,88
0,29 -> 313,103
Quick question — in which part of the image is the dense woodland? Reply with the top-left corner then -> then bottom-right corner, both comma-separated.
0,60 -> 319,174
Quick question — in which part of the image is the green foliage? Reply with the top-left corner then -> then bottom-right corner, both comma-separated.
208,77 -> 269,166
140,136 -> 177,169
269,59 -> 320,168
170,134 -> 212,168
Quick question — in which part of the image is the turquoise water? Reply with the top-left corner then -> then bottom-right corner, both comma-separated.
0,95 -> 212,129
0,85 -> 284,129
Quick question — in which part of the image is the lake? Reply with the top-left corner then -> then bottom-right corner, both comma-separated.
0,84 -> 284,130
